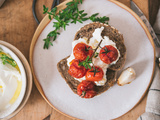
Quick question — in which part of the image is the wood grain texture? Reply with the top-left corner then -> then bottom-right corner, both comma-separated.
0,0 -> 149,120
133,0 -> 149,20
118,0 -> 130,7
149,0 -> 160,26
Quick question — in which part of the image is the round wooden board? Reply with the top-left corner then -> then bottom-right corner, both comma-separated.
0,40 -> 33,120
30,0 -> 155,119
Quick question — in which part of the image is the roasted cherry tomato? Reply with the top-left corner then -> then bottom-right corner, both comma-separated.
77,80 -> 97,98
99,45 -> 118,64
85,66 -> 104,81
73,43 -> 93,61
68,59 -> 87,78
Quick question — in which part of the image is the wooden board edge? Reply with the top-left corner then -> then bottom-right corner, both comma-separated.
29,0 -> 156,120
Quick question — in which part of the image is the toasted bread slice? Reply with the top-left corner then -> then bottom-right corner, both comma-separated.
57,22 -> 126,97
74,22 -> 126,71
57,56 -> 117,95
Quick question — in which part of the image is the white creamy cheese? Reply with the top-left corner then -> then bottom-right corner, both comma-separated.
74,76 -> 86,82
0,59 -> 22,111
67,27 -> 120,86
67,38 -> 87,67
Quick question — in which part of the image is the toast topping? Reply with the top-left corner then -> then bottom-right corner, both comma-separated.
67,26 -> 120,86
99,45 -> 118,64
68,59 -> 87,78
57,22 -> 126,98
85,66 -> 104,81
73,43 -> 93,61
77,80 -> 97,98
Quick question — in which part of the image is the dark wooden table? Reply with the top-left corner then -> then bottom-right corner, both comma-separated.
0,0 -> 159,120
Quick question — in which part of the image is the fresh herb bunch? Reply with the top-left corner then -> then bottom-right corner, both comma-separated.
43,0 -> 109,49
0,54 -> 17,67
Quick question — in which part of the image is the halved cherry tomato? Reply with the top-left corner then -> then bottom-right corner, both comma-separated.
68,59 -> 87,78
77,80 -> 97,98
99,45 -> 118,64
85,66 -> 104,81
73,43 -> 93,61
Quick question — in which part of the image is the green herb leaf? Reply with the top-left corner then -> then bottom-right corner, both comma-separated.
66,1 -> 74,6
90,13 -> 99,18
79,10 -> 84,14
43,38 -> 53,49
0,54 -> 17,67
79,0 -> 83,4
78,56 -> 92,69
43,5 -> 48,14
90,16 -> 109,24
49,15 -> 52,20
51,7 -> 57,13
94,52 -> 99,58
43,0 -> 110,49
80,91 -> 86,97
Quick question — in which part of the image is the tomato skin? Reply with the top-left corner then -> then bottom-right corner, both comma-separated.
85,66 -> 104,81
73,43 -> 93,61
99,45 -> 118,64
68,59 -> 87,78
77,80 -> 97,98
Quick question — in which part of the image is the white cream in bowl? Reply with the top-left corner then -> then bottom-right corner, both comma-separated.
0,45 -> 26,119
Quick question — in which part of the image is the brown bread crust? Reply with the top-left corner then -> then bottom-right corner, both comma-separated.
74,22 -> 126,71
57,22 -> 126,97
57,56 -> 117,96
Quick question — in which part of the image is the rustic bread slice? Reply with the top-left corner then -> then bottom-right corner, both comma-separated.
57,22 -> 126,97
74,22 -> 126,71
57,56 -> 117,95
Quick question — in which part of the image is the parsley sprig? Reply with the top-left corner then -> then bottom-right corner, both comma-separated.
43,0 -> 109,49
0,54 -> 17,67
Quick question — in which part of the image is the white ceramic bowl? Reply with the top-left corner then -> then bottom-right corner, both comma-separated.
0,44 -> 26,119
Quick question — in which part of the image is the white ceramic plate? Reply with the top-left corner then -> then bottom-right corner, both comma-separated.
0,44 -> 26,119
31,0 -> 155,120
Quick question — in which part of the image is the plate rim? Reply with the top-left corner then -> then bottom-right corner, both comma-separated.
29,0 -> 156,119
